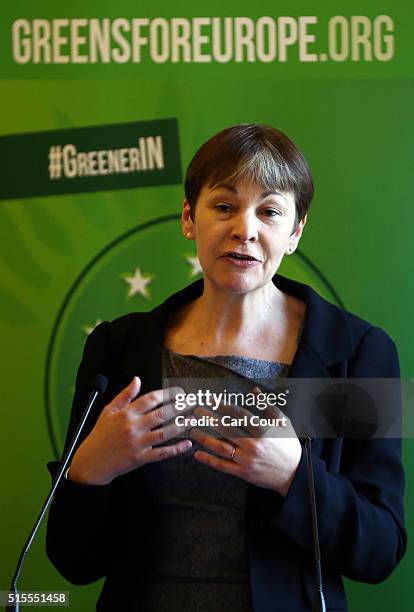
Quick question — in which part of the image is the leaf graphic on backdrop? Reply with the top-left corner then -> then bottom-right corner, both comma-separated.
0,287 -> 35,325
51,106 -> 114,229
0,204 -> 49,287
75,192 -> 113,229
23,200 -> 75,257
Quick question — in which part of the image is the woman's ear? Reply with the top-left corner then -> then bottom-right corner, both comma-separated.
182,199 -> 195,239
286,214 -> 307,254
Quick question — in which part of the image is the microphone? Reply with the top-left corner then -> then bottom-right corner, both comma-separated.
304,438 -> 326,612
7,374 -> 108,612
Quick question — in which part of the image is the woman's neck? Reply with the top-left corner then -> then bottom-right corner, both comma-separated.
165,278 -> 305,362
173,280 -> 289,354
204,278 -> 279,323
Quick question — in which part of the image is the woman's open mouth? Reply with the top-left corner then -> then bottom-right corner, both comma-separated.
221,252 -> 261,267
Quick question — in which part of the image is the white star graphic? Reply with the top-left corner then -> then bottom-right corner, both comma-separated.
83,318 -> 102,336
185,255 -> 203,277
124,267 -> 153,299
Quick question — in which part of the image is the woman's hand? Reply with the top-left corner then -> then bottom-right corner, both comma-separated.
190,400 -> 302,497
68,376 -> 192,485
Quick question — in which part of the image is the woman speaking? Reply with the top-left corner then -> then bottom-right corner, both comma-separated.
46,124 -> 406,611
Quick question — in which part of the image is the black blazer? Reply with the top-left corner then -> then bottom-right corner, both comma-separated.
46,275 -> 406,611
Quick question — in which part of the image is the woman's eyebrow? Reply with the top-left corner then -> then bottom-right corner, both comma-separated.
210,182 -> 238,193
210,183 -> 288,203
261,190 -> 288,202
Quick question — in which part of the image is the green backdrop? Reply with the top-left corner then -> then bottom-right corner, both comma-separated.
1,1 -> 413,610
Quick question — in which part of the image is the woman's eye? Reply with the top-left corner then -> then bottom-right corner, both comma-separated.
262,209 -> 280,217
215,203 -> 232,213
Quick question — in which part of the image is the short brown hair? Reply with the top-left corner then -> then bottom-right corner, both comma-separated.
184,124 -> 314,228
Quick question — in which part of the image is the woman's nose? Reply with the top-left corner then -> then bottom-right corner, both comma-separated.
230,212 -> 258,242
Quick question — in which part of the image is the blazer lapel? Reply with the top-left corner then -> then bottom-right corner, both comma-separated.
288,343 -> 332,379
274,274 -> 356,372
126,280 -> 205,394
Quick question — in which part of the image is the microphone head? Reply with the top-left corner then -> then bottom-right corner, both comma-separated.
93,374 -> 108,395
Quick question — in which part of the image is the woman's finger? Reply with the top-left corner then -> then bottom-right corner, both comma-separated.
130,386 -> 184,415
215,402 -> 268,437
193,449 -> 242,476
144,439 -> 193,464
193,406 -> 247,440
141,398 -> 194,430
251,385 -> 288,422
104,376 -> 141,413
190,428 -> 245,465
145,418 -> 194,447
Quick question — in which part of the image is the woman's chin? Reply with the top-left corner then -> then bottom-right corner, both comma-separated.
210,274 -> 264,295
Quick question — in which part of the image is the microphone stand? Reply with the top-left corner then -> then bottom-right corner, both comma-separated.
7,375 -> 108,611
305,437 -> 326,612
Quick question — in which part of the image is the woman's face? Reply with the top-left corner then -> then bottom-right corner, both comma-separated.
182,179 -> 306,295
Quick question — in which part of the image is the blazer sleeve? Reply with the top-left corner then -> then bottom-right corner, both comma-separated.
264,326 -> 407,583
46,322 -> 114,585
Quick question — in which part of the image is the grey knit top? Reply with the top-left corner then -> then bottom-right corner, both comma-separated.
140,347 -> 289,612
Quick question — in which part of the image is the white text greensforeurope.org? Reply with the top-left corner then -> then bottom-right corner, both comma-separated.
11,15 -> 395,65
